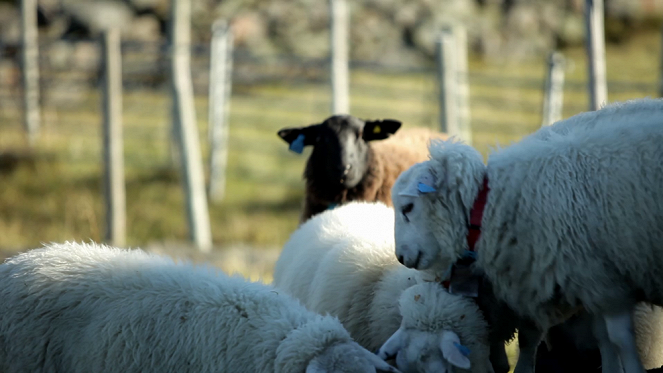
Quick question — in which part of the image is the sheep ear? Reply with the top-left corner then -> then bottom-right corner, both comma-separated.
277,126 -> 318,154
398,166 -> 437,197
440,330 -> 471,369
416,167 -> 437,193
362,119 -> 401,141
377,328 -> 407,360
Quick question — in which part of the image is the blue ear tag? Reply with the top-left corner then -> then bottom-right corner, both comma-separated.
289,134 -> 305,154
327,203 -> 338,210
453,342 -> 471,357
417,183 -> 436,193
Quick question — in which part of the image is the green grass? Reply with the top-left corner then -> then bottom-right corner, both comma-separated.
0,30 -> 661,253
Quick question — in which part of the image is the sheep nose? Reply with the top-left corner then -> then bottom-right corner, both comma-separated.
397,255 -> 404,264
343,164 -> 351,175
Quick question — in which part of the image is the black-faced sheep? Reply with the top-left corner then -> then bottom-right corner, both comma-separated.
277,114 -> 447,223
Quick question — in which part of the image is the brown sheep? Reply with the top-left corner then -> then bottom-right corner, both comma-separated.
277,115 -> 447,223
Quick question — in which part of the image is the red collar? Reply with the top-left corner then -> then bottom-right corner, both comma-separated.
441,176 -> 490,289
467,176 -> 490,253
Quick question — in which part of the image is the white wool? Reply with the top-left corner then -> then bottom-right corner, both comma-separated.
274,201 -> 492,372
393,97 -> 663,330
274,201 -> 430,352
0,241 -> 399,373
378,283 -> 492,373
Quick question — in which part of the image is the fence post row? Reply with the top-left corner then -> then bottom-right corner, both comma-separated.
329,0 -> 349,115
101,28 -> 127,247
541,51 -> 566,127
170,0 -> 212,252
20,0 -> 40,145
207,20 -> 233,203
585,0 -> 608,111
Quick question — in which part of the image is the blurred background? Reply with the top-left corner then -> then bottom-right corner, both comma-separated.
0,0 -> 662,284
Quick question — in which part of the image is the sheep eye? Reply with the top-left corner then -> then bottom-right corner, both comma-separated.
401,203 -> 414,222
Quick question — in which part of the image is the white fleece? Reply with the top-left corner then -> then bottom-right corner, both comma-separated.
0,241 -> 399,373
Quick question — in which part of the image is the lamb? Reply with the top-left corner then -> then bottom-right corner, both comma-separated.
390,97 -> 663,373
272,201 -> 495,372
377,282 -> 493,373
0,241 -> 400,373
277,114 -> 447,223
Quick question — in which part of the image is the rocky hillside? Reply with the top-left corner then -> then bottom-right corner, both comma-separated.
0,0 -> 661,64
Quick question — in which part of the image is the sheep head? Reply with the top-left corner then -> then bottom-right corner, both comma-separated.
377,283 -> 491,373
277,115 -> 401,201
391,139 -> 486,279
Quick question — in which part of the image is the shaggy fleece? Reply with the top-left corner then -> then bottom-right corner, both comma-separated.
274,201 -> 430,352
425,98 -> 663,330
0,242 -> 358,373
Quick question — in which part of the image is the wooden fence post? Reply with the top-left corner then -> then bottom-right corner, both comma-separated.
585,0 -> 607,110
329,0 -> 349,115
454,25 -> 472,145
436,28 -> 459,139
541,51 -> 566,127
20,0 -> 40,144
207,20 -> 233,203
169,0 -> 212,252
101,28 -> 126,247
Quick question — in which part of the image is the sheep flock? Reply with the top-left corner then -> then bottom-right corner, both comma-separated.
1,100 -> 663,373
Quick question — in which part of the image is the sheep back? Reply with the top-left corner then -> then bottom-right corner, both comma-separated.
274,201 -> 429,352
470,98 -> 663,328
0,241 -> 355,373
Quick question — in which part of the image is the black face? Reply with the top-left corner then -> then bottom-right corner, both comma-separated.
277,115 -> 402,194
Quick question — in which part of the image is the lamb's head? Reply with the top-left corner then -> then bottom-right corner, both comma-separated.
277,115 -> 401,201
391,139 -> 486,277
306,341 -> 401,373
377,283 -> 491,373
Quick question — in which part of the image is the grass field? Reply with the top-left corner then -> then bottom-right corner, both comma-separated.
1,30 -> 660,253
0,31 -> 660,265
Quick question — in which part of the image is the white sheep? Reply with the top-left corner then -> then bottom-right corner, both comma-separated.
0,241 -> 399,373
273,201 -> 493,372
390,98 -> 663,373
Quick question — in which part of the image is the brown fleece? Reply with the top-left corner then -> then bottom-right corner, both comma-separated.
300,127 -> 448,223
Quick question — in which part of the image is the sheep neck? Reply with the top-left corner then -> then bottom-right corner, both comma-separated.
441,176 -> 490,294
467,175 -> 490,253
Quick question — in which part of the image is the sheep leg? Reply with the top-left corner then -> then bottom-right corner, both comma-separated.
489,340 -> 510,373
603,311 -> 646,373
592,313 -> 624,373
513,321 -> 543,373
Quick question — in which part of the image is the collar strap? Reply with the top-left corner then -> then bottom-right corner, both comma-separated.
440,175 -> 489,291
467,176 -> 490,253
